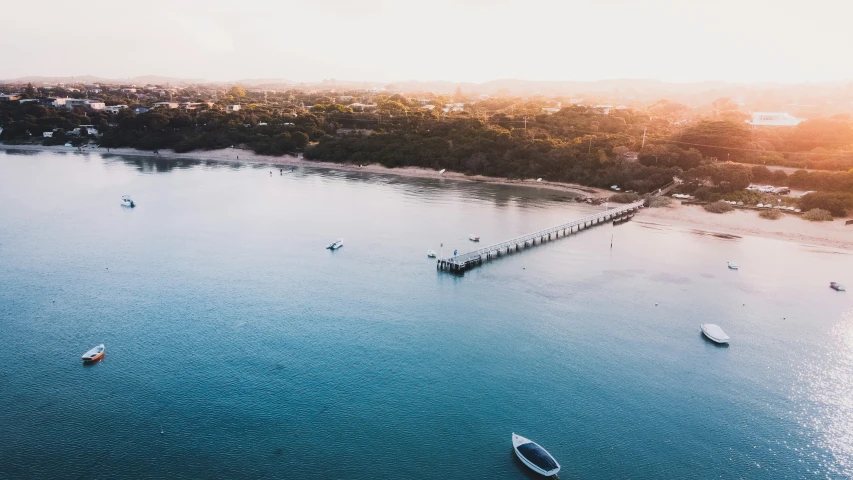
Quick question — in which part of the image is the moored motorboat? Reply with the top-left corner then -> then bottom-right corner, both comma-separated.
469,234 -> 480,242
512,433 -> 560,477
439,168 -> 446,175
121,195 -> 136,208
830,282 -> 846,292
82,344 -> 105,362
727,262 -> 738,270
701,323 -> 730,344
427,249 -> 437,258
326,238 -> 344,250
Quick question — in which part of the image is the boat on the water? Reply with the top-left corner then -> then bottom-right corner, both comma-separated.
427,249 -> 437,258
439,169 -> 446,175
326,238 -> 344,250
830,282 -> 846,292
701,323 -> 730,344
727,262 -> 738,270
512,433 -> 560,477
469,234 -> 480,242
121,195 -> 136,208
82,344 -> 105,363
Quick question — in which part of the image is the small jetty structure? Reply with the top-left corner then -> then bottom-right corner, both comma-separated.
438,200 -> 644,273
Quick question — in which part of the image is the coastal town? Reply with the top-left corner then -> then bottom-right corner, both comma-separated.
2,78 -> 852,226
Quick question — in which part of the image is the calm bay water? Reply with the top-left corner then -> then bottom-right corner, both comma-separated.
1,150 -> 852,479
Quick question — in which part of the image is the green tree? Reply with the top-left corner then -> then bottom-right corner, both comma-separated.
291,131 -> 309,148
676,121 -> 752,160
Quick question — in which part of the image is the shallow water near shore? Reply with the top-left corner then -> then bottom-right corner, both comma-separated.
1,150 -> 852,479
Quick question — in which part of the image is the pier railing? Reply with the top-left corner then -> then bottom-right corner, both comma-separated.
437,200 -> 644,273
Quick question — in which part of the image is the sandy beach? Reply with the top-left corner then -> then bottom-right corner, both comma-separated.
639,203 -> 853,251
0,143 -> 607,197
3,143 -> 851,251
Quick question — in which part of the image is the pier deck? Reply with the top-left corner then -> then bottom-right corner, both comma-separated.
437,200 -> 644,273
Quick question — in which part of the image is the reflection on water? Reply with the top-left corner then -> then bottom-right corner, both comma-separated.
98,153 -> 589,211
796,309 -> 853,477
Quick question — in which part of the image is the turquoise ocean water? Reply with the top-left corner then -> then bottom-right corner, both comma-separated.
1,150 -> 852,479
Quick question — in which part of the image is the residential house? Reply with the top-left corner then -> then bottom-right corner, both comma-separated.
0,93 -> 21,102
120,88 -> 137,94
347,103 -> 377,112
443,103 -> 464,113
47,97 -> 73,107
103,105 -> 128,114
179,102 -> 212,110
746,112 -> 805,127
76,125 -> 99,136
65,99 -> 105,110
43,131 -> 54,138
134,107 -> 149,114
542,107 -> 560,114
152,102 -> 178,109
591,105 -> 612,115
226,104 -> 241,112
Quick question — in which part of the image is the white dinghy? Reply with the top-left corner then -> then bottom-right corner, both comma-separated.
701,323 -> 730,344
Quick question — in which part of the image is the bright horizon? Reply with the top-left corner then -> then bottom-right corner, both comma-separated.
2,0 -> 853,84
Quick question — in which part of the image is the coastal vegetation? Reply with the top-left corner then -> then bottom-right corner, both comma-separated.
802,208 -> 834,221
645,196 -> 672,208
759,209 -> 783,220
609,192 -> 641,203
1,87 -> 852,200
704,201 -> 735,213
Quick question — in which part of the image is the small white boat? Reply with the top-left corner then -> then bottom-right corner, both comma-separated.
427,249 -> 437,258
438,169 -> 446,175
536,178 -> 542,182
326,238 -> 344,250
830,282 -> 846,292
701,324 -> 730,344
82,344 -> 105,363
512,433 -> 560,477
121,195 -> 136,208
727,262 -> 738,270
468,234 -> 480,242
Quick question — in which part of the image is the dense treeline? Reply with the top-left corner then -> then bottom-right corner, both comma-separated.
661,119 -> 853,171
2,97 -> 853,203
306,115 -> 678,193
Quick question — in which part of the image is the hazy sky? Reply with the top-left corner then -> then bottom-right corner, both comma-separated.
2,0 -> 852,84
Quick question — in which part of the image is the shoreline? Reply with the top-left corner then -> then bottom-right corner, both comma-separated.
638,204 -> 853,252
3,143 -> 851,251
0,143 -> 609,198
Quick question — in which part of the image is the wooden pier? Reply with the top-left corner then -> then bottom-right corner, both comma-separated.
437,200 -> 644,274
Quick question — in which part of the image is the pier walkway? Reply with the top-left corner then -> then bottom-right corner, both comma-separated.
437,200 -> 644,273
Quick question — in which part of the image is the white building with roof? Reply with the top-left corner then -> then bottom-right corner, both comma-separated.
746,112 -> 805,127
104,105 -> 128,114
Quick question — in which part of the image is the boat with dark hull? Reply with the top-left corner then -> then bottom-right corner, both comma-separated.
512,433 -> 560,476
